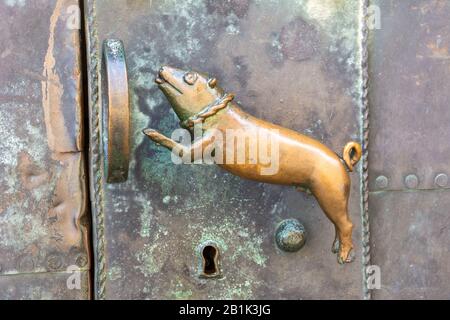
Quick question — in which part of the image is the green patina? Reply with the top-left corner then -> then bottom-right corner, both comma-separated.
107,265 -> 123,281
102,0 -> 362,299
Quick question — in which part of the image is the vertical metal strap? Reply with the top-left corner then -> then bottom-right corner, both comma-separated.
85,0 -> 107,300
360,0 -> 372,300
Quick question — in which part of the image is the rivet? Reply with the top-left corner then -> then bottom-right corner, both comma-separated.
46,253 -> 63,271
404,174 -> 419,189
275,219 -> 306,252
435,173 -> 448,188
375,175 -> 389,189
76,254 -> 88,268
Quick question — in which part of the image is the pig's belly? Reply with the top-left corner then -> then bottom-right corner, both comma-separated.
217,142 -> 318,186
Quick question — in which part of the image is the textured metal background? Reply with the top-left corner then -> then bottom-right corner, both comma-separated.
0,0 -> 90,299
369,0 -> 450,192
370,191 -> 450,299
369,0 -> 450,299
2,0 -> 446,300
86,0 -> 364,299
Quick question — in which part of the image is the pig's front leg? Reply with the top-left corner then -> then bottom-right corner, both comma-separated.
143,128 -> 178,150
143,128 -> 214,162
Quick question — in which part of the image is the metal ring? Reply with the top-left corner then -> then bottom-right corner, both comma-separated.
102,39 -> 130,183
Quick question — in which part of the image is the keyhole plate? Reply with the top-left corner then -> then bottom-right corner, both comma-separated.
197,241 -> 221,278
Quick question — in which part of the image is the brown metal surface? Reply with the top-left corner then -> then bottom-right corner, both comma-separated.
368,0 -> 450,298
102,39 -> 130,183
369,0 -> 450,191
0,271 -> 90,300
86,0 -> 363,299
145,66 -> 362,264
0,0 -> 90,299
369,190 -> 450,299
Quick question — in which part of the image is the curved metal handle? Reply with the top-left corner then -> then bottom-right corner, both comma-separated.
102,39 -> 130,183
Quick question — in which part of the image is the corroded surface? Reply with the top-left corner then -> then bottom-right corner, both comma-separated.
0,0 -> 90,299
89,0 -> 363,299
368,0 -> 450,299
369,0 -> 450,191
0,271 -> 90,300
275,219 -> 307,253
370,190 -> 450,299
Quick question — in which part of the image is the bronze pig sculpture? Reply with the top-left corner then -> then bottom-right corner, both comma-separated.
144,66 -> 362,264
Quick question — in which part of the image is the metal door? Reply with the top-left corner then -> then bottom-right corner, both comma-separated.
1,0 -> 450,300
368,0 -> 450,299
85,0 -> 363,299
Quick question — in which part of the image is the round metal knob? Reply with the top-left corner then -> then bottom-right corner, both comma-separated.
275,219 -> 306,252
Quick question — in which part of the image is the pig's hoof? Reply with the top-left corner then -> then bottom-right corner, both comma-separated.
331,239 -> 340,254
337,249 -> 355,264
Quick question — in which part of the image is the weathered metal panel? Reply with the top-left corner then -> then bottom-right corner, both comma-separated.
0,0 -> 90,299
86,0 -> 364,299
0,271 -> 90,300
369,190 -> 450,299
369,0 -> 450,192
368,0 -> 450,299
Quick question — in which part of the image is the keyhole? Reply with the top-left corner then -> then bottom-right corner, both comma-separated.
201,244 -> 220,277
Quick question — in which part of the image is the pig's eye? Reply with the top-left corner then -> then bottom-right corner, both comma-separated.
183,72 -> 198,85
208,78 -> 217,88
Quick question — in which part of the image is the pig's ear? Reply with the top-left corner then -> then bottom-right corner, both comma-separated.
208,78 -> 217,88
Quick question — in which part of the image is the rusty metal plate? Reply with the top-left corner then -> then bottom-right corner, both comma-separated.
0,271 -> 90,300
367,0 -> 450,299
369,190 -> 450,299
0,0 -> 90,299
86,0 -> 364,299
369,0 -> 450,191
